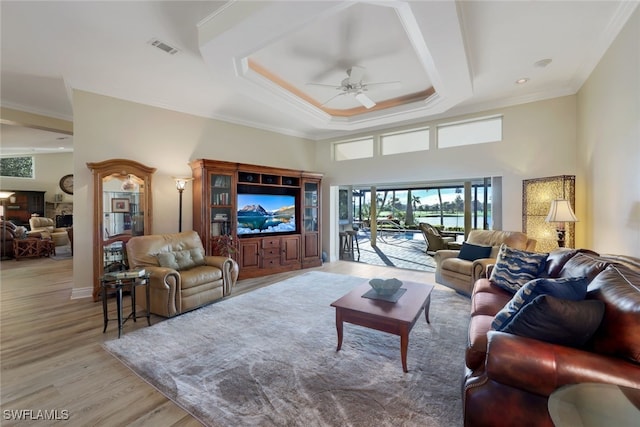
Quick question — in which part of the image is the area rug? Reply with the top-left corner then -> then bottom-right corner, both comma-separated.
103,271 -> 470,426
50,244 -> 72,260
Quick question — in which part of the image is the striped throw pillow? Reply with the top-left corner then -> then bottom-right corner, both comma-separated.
489,244 -> 547,293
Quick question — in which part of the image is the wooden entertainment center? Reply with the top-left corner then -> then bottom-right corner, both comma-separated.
190,159 -> 322,279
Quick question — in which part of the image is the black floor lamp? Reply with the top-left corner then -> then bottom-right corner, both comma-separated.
174,178 -> 193,233
0,191 -> 15,260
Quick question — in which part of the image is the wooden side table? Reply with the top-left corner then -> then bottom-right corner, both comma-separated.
13,238 -> 55,260
39,239 -> 55,257
100,272 -> 151,338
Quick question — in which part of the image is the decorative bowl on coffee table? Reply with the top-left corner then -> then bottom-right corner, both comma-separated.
368,278 -> 403,296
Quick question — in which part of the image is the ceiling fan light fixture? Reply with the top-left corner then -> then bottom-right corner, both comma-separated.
355,92 -> 376,109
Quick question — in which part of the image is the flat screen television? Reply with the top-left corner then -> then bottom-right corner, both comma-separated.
237,193 -> 296,236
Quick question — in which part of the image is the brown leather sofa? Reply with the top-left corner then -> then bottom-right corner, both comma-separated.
463,249 -> 640,426
126,230 -> 239,317
0,221 -> 17,258
434,230 -> 536,296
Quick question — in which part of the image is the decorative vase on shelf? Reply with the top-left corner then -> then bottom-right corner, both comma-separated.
213,234 -> 236,258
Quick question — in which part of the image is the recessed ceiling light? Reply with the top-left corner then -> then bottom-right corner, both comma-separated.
515,78 -> 529,84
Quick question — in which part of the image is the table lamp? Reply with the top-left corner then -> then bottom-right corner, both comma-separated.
545,199 -> 578,247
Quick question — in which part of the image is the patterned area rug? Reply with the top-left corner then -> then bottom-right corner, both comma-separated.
103,272 -> 470,426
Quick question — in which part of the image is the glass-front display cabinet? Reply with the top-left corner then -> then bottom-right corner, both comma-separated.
87,159 -> 156,301
302,176 -> 322,267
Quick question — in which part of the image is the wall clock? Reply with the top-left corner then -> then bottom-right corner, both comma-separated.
59,174 -> 74,195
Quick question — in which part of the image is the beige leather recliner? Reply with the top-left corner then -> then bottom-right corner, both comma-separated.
28,216 -> 70,247
434,230 -> 536,296
126,230 -> 239,317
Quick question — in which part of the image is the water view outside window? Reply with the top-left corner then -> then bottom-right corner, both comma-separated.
352,184 -> 492,231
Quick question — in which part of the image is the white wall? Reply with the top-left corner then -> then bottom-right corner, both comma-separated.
0,152 -> 74,205
577,6 -> 639,255
73,91 -> 316,291
316,96 -> 578,251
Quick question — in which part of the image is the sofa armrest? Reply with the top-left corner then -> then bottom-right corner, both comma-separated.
204,255 -> 232,269
433,249 -> 460,263
204,256 -> 239,296
472,258 -> 497,281
485,331 -> 640,396
143,266 -> 181,317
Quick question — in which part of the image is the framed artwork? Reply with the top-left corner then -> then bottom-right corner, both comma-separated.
339,189 -> 349,224
111,198 -> 130,213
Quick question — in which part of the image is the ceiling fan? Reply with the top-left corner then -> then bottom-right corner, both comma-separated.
306,66 -> 400,109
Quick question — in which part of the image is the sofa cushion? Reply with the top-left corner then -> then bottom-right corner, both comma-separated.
471,281 -> 512,317
559,252 -> 609,282
466,314 -> 495,370
544,249 -> 579,277
502,295 -> 605,347
489,244 -> 548,293
157,248 -> 206,271
458,242 -> 492,261
492,276 -> 589,331
179,265 -> 223,290
587,265 -> 640,363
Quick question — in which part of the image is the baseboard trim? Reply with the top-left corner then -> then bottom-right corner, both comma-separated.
70,287 -> 93,300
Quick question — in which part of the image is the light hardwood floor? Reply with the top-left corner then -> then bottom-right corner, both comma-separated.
0,256 -> 436,426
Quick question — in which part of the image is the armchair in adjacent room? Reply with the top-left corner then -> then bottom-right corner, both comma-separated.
28,216 -> 70,247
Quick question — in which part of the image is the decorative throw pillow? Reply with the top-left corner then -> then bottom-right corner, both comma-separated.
189,247 -> 206,266
503,295 -> 605,347
489,244 -> 548,293
558,252 -> 609,282
157,248 -> 206,271
458,242 -> 492,261
492,276 -> 589,331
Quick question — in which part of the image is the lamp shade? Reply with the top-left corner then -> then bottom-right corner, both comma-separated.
545,199 -> 578,223
174,177 -> 193,191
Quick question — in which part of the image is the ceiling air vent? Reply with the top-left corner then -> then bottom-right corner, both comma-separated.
148,38 -> 179,55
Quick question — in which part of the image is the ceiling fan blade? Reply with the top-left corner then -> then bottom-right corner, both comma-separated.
355,92 -> 376,109
364,81 -> 402,90
321,92 -> 346,107
306,82 -> 341,89
347,66 -> 366,84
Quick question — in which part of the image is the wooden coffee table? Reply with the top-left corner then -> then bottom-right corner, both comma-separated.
330,280 -> 434,372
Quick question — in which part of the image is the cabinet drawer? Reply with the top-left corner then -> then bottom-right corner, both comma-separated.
260,257 -> 280,269
261,238 -> 281,249
263,247 -> 280,258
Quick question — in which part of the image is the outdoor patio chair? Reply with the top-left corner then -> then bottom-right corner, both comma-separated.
419,223 -> 457,254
